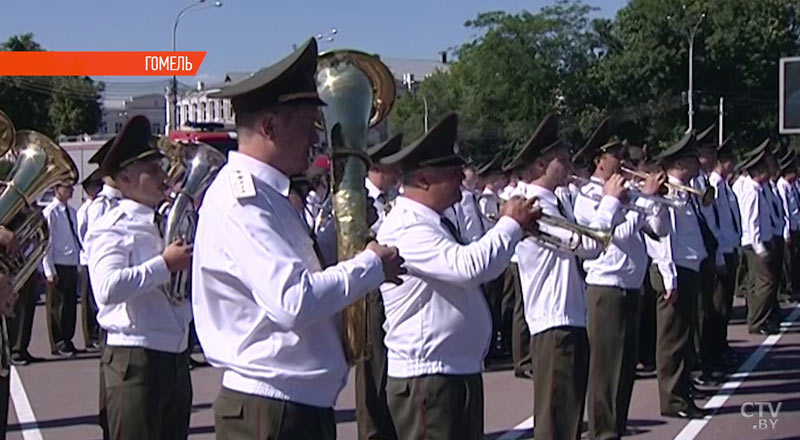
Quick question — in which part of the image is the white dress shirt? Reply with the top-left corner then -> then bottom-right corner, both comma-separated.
516,184 -> 621,336
709,171 -> 742,255
42,199 -> 80,277
574,177 -> 668,289
84,185 -> 123,239
645,175 -> 708,291
366,177 -> 389,234
86,198 -> 192,353
377,196 -> 522,377
445,187 -> 485,243
499,183 -> 518,201
77,199 -> 92,266
192,152 -> 385,408
477,187 -> 501,230
777,177 -> 800,237
734,176 -> 772,255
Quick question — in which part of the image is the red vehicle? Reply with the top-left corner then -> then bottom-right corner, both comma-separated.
169,122 -> 238,155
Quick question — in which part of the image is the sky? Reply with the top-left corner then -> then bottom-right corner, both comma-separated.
1,0 -> 628,86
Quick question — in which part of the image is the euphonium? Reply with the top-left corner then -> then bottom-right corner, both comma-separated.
158,138 -> 226,306
316,49 -> 396,364
0,129 -> 78,377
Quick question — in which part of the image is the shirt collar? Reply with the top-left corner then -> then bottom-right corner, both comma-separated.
527,183 -> 557,205
395,196 -> 444,223
228,151 -> 290,197
99,185 -> 123,200
667,174 -> 685,185
365,177 -> 382,199
118,199 -> 156,223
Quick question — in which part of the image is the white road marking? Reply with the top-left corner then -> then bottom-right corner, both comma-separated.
495,415 -> 534,440
674,304 -> 800,440
9,365 -> 44,440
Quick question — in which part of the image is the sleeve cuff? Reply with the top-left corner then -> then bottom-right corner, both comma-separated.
145,256 -> 171,286
662,274 -> 677,291
494,216 -> 524,243
352,249 -> 386,291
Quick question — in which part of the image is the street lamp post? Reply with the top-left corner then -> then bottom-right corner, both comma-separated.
686,12 -> 706,133
170,0 -> 222,133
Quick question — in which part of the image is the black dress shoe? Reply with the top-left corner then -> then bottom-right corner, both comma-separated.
21,352 -> 43,363
52,348 -> 76,357
755,325 -> 779,335
662,407 -> 708,419
514,370 -> 534,380
10,353 -> 28,366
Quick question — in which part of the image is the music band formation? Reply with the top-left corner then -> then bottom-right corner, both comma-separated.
0,36 -> 798,440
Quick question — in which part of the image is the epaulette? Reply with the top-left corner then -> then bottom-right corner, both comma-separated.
228,167 -> 256,199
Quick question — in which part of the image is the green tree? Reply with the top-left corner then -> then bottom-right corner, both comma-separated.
0,33 -> 103,137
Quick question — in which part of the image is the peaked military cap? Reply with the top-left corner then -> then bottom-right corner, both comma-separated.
626,144 -> 647,163
98,115 -> 162,175
476,152 -> 506,177
503,114 -> 565,171
81,168 -> 103,189
209,38 -> 325,110
717,135 -> 735,158
696,123 -> 717,147
742,148 -> 769,171
571,116 -> 622,163
368,133 -> 403,163
655,132 -> 699,162
380,112 -> 465,171
89,136 -> 116,166
743,138 -> 771,159
780,150 -> 797,172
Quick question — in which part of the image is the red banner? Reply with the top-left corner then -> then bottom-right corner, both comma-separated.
0,51 -> 206,76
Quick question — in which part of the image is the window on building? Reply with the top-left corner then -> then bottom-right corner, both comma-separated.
210,101 -> 217,120
115,122 -> 123,133
193,103 -> 198,121
201,102 -> 208,121
183,105 -> 190,124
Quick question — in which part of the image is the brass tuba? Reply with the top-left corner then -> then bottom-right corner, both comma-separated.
316,49 -> 396,364
0,128 -> 78,376
158,138 -> 226,306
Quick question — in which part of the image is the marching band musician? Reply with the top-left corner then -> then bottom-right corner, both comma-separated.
707,136 -> 742,369
376,112 -> 540,439
86,115 -> 195,440
77,170 -> 103,352
643,132 -> 709,419
572,120 -> 669,439
511,113 -> 625,439
42,179 -> 81,357
356,133 -> 404,440
777,150 -> 800,304
475,153 -> 514,360
444,163 -> 485,243
191,38 -> 405,439
765,148 -> 787,316
691,124 -> 725,386
733,140 -> 780,335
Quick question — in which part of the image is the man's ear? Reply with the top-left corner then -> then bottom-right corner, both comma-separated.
260,112 -> 276,140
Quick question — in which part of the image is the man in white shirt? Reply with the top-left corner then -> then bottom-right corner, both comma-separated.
42,180 -> 81,357
643,133 -> 709,419
573,122 -> 669,439
777,150 -> 799,304
444,164 -> 485,243
475,153 -> 513,360
377,112 -> 539,439
86,115 -> 194,439
707,137 -> 743,369
356,132 -> 404,440
733,142 -> 780,335
192,39 -> 405,440
77,170 -> 103,352
510,113 -> 625,439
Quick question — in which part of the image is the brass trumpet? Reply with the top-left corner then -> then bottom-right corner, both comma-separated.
486,198 -> 614,251
620,167 -> 715,206
569,175 -> 686,214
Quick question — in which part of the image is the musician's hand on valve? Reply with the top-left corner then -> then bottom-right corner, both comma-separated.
501,196 -> 542,231
641,172 -> 666,196
603,174 -> 628,200
366,241 -> 407,285
163,240 -> 193,273
0,226 -> 18,255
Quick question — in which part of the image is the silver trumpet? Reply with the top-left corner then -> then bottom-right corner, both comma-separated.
568,175 -> 686,214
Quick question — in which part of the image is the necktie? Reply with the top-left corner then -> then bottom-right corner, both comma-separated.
153,211 -> 165,239
556,197 -> 585,272
64,206 -> 82,251
471,192 -> 486,235
377,193 -> 386,205
704,176 -> 720,228
441,216 -> 465,245
722,183 -> 739,234
288,196 -> 327,266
